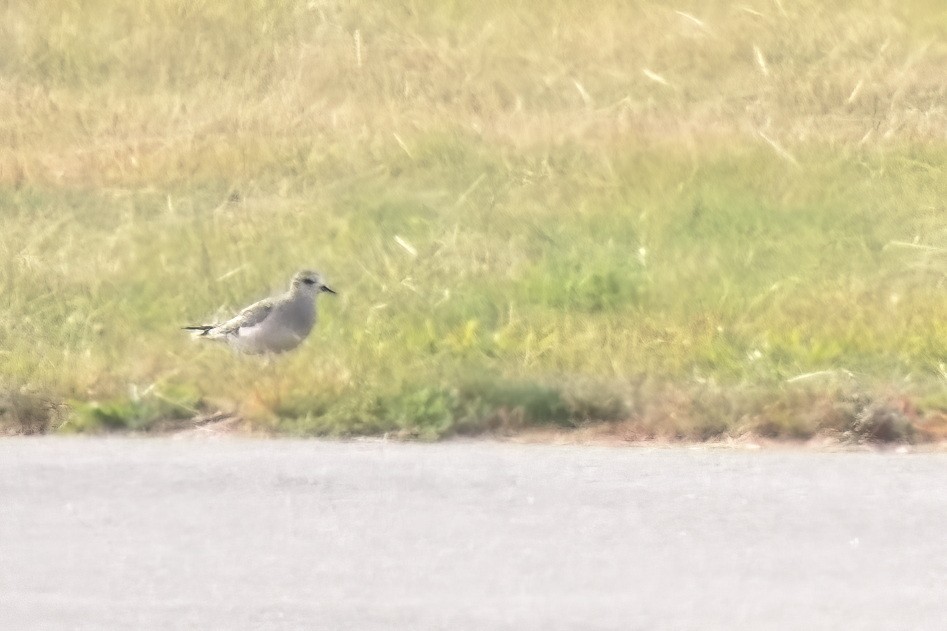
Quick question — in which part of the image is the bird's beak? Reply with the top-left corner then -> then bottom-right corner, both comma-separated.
321,285 -> 337,295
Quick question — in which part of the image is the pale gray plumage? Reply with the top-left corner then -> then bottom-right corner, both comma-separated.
184,270 -> 336,355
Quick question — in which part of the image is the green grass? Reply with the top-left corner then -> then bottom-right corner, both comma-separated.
1,0 -> 946,441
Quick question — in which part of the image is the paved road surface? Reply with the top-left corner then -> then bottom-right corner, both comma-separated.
1,438 -> 945,630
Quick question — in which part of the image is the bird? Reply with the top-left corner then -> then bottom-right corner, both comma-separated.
183,270 -> 336,355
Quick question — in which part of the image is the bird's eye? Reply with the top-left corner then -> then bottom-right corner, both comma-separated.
302,278 -> 317,285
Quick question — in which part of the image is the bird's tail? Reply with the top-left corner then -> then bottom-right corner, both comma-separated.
182,325 -> 215,337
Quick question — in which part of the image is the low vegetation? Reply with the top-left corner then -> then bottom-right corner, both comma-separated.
1,0 -> 945,442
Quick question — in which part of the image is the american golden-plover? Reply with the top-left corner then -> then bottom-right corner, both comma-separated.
184,270 -> 336,355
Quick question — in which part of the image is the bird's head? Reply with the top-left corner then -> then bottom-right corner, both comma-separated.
291,270 -> 337,296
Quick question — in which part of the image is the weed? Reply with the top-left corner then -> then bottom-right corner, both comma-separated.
0,1 -> 944,441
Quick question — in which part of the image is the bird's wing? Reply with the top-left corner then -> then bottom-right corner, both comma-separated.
213,298 -> 275,335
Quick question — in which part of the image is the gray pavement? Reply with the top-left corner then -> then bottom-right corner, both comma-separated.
0,437 -> 945,630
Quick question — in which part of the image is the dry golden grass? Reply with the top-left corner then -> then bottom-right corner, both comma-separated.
1,0 -> 943,187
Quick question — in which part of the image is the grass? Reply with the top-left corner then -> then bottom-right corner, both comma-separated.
1,0 -> 946,441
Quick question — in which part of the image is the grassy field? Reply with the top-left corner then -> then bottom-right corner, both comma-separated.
1,0 -> 945,441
